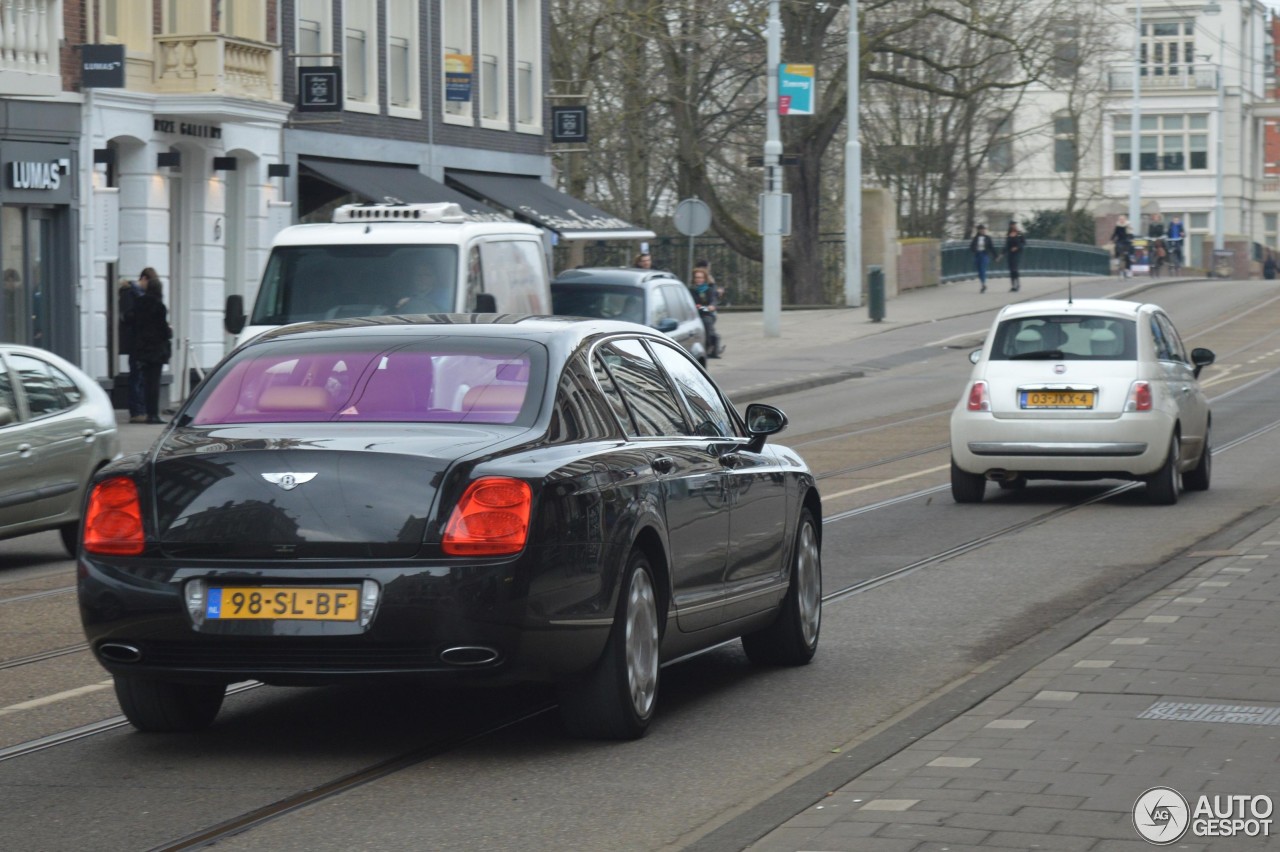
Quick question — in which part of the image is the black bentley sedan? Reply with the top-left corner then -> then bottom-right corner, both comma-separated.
78,316 -> 821,739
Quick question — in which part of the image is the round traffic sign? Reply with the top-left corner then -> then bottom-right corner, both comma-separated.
674,198 -> 712,236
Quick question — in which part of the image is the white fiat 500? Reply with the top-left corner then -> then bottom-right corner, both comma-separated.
950,299 -> 1215,505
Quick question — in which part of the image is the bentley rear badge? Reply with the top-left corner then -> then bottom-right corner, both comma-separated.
261,472 -> 318,491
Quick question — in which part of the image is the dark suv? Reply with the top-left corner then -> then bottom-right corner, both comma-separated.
551,268 -> 709,364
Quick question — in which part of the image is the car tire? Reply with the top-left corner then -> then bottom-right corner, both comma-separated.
558,549 -> 661,740
113,675 -> 225,732
742,507 -> 821,666
59,521 -> 79,558
1146,433 -> 1181,505
951,459 -> 986,503
1183,429 -> 1211,492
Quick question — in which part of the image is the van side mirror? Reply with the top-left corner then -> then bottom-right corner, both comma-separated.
655,318 -> 678,333
474,293 -> 497,313
224,294 -> 246,335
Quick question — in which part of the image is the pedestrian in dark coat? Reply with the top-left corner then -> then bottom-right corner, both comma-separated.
133,274 -> 172,424
1004,221 -> 1026,292
118,276 -> 146,421
970,224 -> 996,292
1111,215 -> 1133,278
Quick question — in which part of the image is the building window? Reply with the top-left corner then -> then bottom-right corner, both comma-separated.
1265,213 -> 1278,249
479,0 -> 508,127
343,1 -> 379,112
1053,114 -> 1076,173
164,0 -> 206,33
987,113 -> 1012,173
297,0 -> 331,65
103,0 -> 151,53
514,0 -> 541,131
1114,114 -> 1208,172
223,0 -> 265,41
443,0 -> 474,124
1140,20 -> 1195,78
1051,20 -> 1080,78
386,0 -> 420,113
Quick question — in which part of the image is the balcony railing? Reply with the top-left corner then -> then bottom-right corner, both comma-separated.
1107,65 -> 1218,92
0,0 -> 62,97
154,34 -> 278,101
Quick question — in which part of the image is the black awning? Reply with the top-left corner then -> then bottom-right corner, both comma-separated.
299,158 -> 512,222
446,170 -> 655,241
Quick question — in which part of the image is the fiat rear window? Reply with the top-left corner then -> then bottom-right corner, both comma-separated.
186,337 -> 544,425
990,315 -> 1136,360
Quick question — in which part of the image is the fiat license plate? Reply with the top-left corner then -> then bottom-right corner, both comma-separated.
1020,390 -> 1095,409
206,587 -> 360,621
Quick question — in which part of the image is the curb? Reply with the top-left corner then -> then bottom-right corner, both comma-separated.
726,370 -> 864,405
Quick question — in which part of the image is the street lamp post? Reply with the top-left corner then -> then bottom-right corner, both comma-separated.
1129,0 -> 1142,232
844,3 -> 862,308
1202,0 -> 1226,252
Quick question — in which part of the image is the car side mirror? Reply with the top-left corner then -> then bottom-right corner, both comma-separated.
224,294 -> 246,335
474,293 -> 497,313
744,403 -> 788,452
655,318 -> 678,333
1190,347 -> 1215,378
969,348 -> 983,365
0,405 -> 14,427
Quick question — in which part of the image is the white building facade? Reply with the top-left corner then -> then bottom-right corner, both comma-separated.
979,0 -> 1274,273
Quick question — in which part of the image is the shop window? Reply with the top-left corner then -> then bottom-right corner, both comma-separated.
442,0 -> 474,125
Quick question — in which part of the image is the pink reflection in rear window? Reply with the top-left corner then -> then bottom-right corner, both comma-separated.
190,348 -> 531,424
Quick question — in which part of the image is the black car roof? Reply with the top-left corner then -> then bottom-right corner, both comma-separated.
247,313 -> 658,351
553,267 -> 684,288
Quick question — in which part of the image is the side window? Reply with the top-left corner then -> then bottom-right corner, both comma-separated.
592,351 -> 635,435
598,338 -> 687,437
1149,316 -> 1174,361
10,354 -> 71,417
478,240 -> 548,314
0,357 -> 16,416
550,359 -> 617,442
1156,314 -> 1187,362
465,245 -> 483,311
648,286 -> 669,324
647,341 -> 738,438
665,285 -> 695,322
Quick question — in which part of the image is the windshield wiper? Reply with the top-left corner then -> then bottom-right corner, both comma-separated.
1009,349 -> 1065,360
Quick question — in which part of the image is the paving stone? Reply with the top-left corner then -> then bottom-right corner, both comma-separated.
983,830 -> 1098,850
876,822 -> 991,845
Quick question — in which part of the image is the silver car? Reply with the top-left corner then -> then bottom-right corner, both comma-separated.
950,299 -> 1214,505
551,268 -> 709,364
0,345 -> 120,554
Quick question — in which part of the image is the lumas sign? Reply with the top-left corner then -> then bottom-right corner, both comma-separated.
7,158 -> 71,191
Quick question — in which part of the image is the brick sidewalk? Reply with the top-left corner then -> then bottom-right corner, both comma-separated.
745,514 -> 1280,851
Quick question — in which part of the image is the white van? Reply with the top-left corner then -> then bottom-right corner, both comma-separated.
225,202 -> 550,343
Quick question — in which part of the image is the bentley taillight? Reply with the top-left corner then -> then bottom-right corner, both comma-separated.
84,477 -> 145,555
442,478 -> 532,556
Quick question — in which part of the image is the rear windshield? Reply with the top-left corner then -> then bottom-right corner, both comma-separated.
990,315 -> 1137,360
185,337 -> 544,425
552,283 -> 646,324
249,244 -> 459,325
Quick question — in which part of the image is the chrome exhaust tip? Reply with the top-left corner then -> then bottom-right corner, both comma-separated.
985,469 -> 1017,482
98,642 -> 143,664
439,646 -> 500,666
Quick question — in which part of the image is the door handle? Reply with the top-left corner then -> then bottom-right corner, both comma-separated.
82,428 -> 96,443
651,456 -> 675,474
18,443 -> 33,458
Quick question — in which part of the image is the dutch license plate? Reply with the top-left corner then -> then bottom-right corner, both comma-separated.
1021,390 -> 1095,409
206,587 -> 360,621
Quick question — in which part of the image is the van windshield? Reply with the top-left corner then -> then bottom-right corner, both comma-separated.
249,244 -> 459,326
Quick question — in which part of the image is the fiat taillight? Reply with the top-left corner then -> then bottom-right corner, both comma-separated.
967,381 -> 991,412
442,478 -> 532,556
1125,380 -> 1153,412
83,477 -> 145,556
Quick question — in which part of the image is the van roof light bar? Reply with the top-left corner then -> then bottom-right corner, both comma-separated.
332,202 -> 467,224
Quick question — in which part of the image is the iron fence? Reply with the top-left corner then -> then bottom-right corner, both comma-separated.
942,239 -> 1110,283
556,235 -> 1109,306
